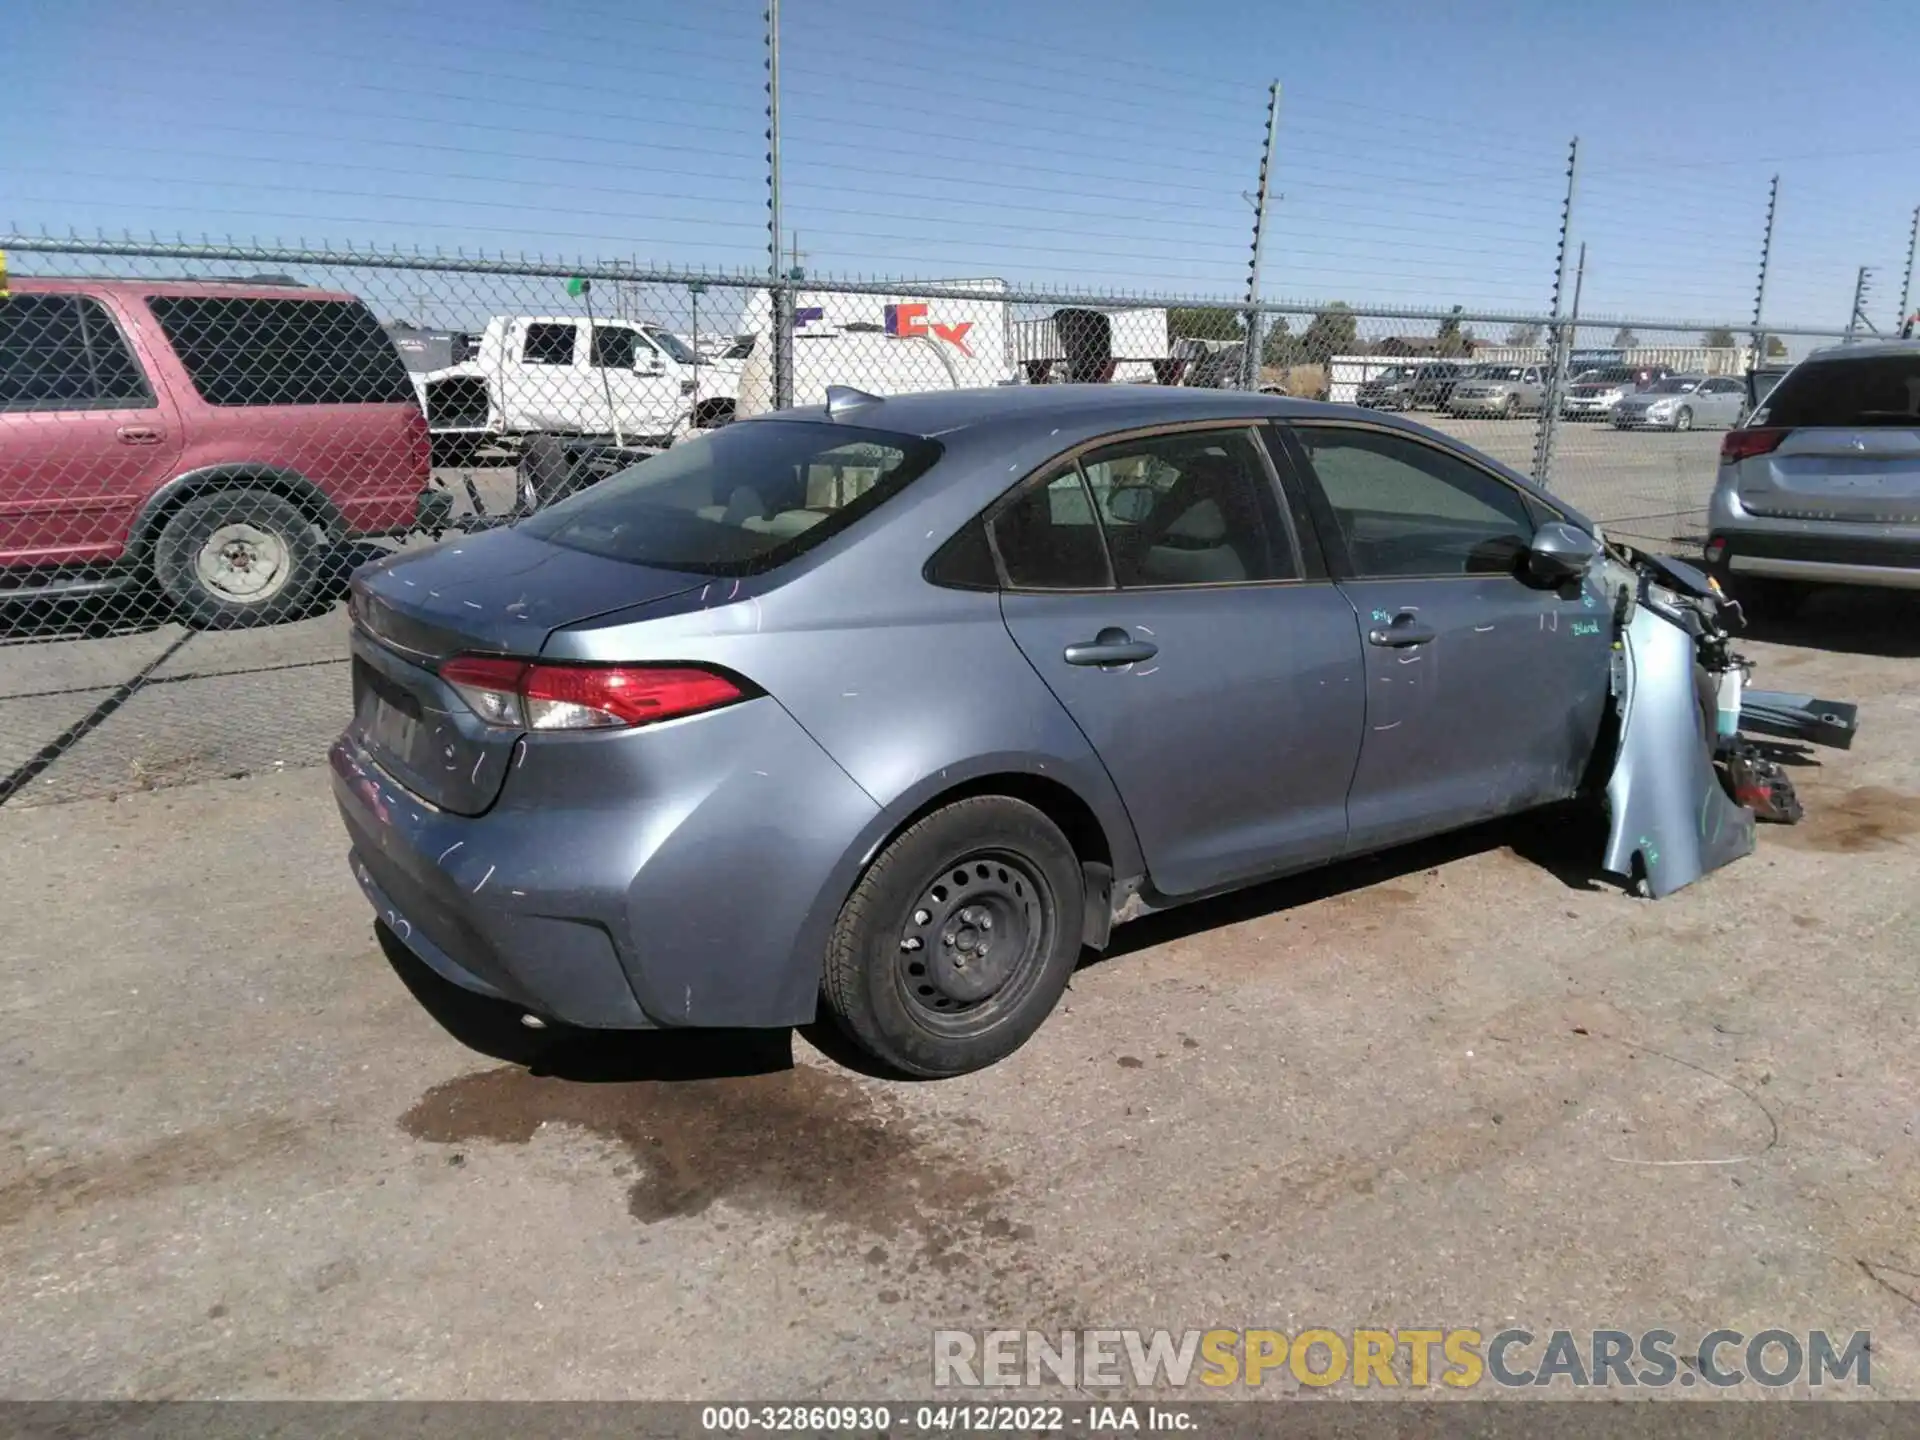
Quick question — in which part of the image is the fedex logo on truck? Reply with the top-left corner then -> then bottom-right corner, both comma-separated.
885,303 -> 975,358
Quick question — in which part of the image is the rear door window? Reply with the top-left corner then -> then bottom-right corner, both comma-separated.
523,323 -> 578,365
0,294 -> 154,411
1759,354 -> 1920,428
520,419 -> 940,576
146,295 -> 414,406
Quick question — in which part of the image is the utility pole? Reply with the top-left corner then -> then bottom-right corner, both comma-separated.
1240,81 -> 1281,391
1531,136 -> 1579,486
1751,174 -> 1778,368
765,0 -> 792,408
1846,266 -> 1876,343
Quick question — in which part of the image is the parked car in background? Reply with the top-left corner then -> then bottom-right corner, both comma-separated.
384,322 -> 477,376
1355,365 -> 1421,410
416,315 -> 741,463
335,383 -> 1626,1078
1706,340 -> 1920,616
1612,374 -> 1745,431
1446,363 -> 1546,418
0,277 -> 432,626
1358,363 -> 1466,411
1559,364 -> 1674,421
1407,361 -> 1467,409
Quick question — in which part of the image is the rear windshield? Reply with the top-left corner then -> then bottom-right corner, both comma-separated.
148,295 -> 415,406
1759,353 -> 1920,429
519,419 -> 942,575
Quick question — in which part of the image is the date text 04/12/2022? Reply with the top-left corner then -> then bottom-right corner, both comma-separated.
698,1405 -> 1194,1433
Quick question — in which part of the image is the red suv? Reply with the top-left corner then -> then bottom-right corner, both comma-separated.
0,276 -> 433,627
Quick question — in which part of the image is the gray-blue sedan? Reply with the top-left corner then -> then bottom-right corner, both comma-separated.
334,385 -> 1614,1077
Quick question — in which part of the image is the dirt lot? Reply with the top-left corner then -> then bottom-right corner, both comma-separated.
1,587 -> 1916,1400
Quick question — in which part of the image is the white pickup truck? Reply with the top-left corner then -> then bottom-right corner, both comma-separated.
416,315 -> 740,461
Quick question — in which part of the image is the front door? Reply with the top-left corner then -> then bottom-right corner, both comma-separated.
0,292 -> 183,567
994,424 -> 1366,897
588,324 -> 682,439
1283,422 -> 1611,854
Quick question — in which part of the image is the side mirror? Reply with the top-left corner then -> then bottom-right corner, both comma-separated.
1527,521 -> 1600,584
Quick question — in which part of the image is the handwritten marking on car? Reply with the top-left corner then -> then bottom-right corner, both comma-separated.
437,841 -> 464,864
473,864 -> 495,894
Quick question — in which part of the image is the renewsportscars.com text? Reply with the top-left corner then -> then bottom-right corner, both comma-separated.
932,1328 -> 1871,1390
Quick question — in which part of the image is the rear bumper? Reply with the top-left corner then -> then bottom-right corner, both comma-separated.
1706,485 -> 1920,589
1612,412 -> 1676,429
330,695 -> 881,1029
1560,398 -> 1617,418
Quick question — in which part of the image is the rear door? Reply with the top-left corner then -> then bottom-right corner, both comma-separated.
1699,376 -> 1746,427
1281,421 -> 1610,853
0,291 -> 183,566
1739,351 -> 1920,521
995,422 -> 1366,896
504,320 -> 584,433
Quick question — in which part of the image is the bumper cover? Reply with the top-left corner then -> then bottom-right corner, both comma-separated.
332,692 -> 881,1029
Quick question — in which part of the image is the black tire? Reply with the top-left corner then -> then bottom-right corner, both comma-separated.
819,796 -> 1084,1078
1503,394 -> 1520,419
152,488 -> 321,630
1673,406 -> 1694,433
1733,576 -> 1808,622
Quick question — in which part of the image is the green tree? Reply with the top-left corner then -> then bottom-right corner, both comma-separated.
1168,307 -> 1242,342
1504,322 -> 1542,347
1765,335 -> 1788,358
1611,326 -> 1639,349
1702,327 -> 1738,349
1260,315 -> 1299,367
1300,302 -> 1358,361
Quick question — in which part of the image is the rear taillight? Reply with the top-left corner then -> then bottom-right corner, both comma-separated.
1704,536 -> 1726,565
439,657 -> 746,731
1721,427 -> 1788,463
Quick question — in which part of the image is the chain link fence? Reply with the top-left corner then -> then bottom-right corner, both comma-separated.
0,237 -> 1854,807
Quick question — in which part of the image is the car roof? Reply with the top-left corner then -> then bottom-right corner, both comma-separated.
12,275 -> 361,304
1801,338 -> 1920,363
750,383 -> 1327,440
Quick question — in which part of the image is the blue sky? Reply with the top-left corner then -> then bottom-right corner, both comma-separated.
5,0 -> 1917,331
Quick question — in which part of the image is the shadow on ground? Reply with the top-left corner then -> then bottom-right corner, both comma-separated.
1737,584 -> 1920,660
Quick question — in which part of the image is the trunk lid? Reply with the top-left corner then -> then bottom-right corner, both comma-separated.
1740,427 -> 1920,523
346,527 -> 705,814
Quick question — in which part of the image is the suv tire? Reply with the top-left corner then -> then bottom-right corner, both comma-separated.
153,488 -> 320,629
820,796 -> 1084,1078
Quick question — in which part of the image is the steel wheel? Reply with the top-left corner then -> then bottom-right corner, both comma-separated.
894,849 -> 1051,1034
819,795 -> 1084,1077
194,522 -> 292,603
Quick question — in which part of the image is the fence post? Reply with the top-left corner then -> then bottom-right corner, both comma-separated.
1530,136 -> 1580,486
1846,266 -> 1874,343
1900,204 -> 1918,336
765,0 -> 793,409
1240,81 -> 1281,391
1749,174 -> 1779,368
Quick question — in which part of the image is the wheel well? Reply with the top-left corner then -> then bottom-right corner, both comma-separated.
134,471 -> 341,560
890,772 -> 1114,871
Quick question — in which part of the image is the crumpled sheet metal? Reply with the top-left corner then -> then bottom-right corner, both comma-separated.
1602,600 -> 1755,898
